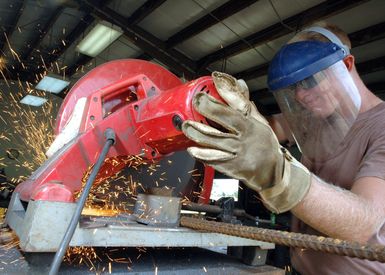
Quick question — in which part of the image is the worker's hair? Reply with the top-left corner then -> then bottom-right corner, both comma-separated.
288,22 -> 351,50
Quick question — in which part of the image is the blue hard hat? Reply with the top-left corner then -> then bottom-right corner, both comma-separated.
267,41 -> 347,91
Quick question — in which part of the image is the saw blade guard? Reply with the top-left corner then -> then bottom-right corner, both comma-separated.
55,59 -> 182,134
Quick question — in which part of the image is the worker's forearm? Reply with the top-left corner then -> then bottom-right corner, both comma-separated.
291,175 -> 384,243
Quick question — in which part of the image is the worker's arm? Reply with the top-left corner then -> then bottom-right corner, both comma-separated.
292,176 -> 385,243
182,72 -> 385,244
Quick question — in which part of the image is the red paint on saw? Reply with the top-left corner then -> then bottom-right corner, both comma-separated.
16,60 -> 218,203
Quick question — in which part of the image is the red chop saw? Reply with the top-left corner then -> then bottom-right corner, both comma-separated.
5,59 -> 269,254
14,59 -> 218,204
5,59 -> 273,274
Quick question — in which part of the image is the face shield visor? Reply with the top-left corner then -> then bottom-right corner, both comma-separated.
273,60 -> 361,162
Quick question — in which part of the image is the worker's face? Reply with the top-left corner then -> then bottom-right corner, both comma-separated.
274,61 -> 361,162
294,75 -> 338,118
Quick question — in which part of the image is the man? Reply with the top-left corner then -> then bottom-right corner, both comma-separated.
182,23 -> 385,274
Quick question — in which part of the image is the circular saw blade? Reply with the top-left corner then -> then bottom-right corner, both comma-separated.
85,151 -> 206,212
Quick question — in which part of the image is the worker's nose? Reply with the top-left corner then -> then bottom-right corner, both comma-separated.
295,87 -> 310,102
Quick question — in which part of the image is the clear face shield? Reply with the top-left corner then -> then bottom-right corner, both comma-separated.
273,60 -> 361,162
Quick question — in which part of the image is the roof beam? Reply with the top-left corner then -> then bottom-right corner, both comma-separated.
234,63 -> 268,82
65,1 -> 167,79
197,0 -> 369,70
66,49 -> 157,77
80,0 -> 202,79
64,55 -> 93,78
166,0 -> 259,48
250,88 -> 271,103
234,21 -> 385,81
41,14 -> 94,69
11,1 -> 114,82
135,53 -> 153,61
10,14 -> 94,82
12,13 -> 94,82
356,55 -> 385,75
350,21 -> 385,48
66,51 -> 155,78
126,0 -> 166,25
16,7 -> 64,72
0,1 -> 25,53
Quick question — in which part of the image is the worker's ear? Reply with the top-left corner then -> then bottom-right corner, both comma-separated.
343,54 -> 355,71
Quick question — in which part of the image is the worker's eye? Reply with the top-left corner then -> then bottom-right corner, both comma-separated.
296,71 -> 326,90
297,76 -> 318,90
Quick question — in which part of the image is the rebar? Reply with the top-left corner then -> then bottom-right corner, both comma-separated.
181,216 -> 385,262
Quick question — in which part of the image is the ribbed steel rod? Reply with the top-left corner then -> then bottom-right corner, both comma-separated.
181,216 -> 385,262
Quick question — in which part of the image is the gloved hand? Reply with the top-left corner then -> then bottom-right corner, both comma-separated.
182,72 -> 312,213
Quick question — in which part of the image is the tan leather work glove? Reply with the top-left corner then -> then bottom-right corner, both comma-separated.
182,72 -> 312,213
